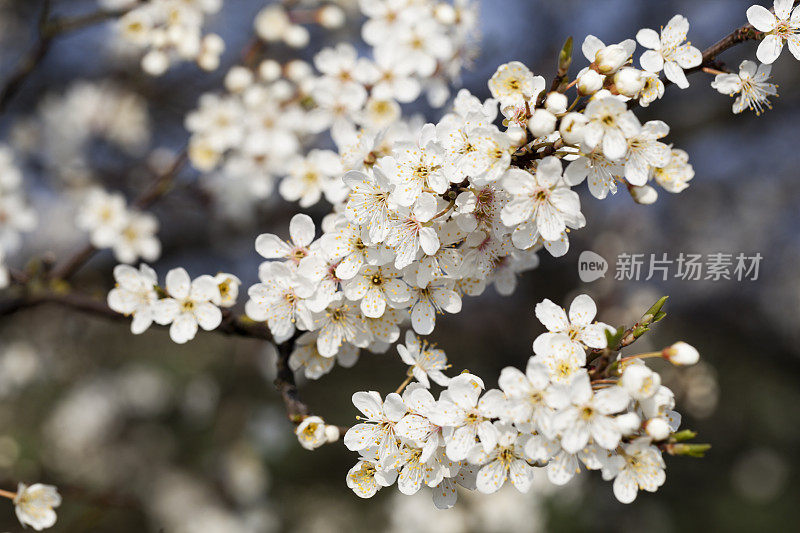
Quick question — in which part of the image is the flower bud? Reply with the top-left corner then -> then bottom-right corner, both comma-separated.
559,112 -> 588,145
528,109 -> 557,138
545,92 -> 568,114
259,59 -> 282,82
594,42 -> 633,74
505,125 -> 528,146
577,69 -> 604,95
620,363 -> 661,400
615,412 -> 642,435
324,425 -> 340,443
318,5 -> 345,29
663,342 -> 699,365
630,184 -> 658,204
284,25 -> 310,48
142,50 -> 169,76
434,4 -> 457,24
224,66 -> 254,93
614,67 -> 645,97
255,6 -> 290,41
644,417 -> 672,441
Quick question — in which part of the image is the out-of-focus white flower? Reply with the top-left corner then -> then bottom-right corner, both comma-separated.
13,483 -> 61,531
107,263 -> 159,334
488,61 -> 545,110
296,416 -> 328,450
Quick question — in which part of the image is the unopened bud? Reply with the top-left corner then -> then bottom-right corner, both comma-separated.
644,417 -> 671,441
663,342 -> 699,365
614,67 -> 645,97
434,4 -> 457,25
259,59 -> 282,82
630,184 -> 658,204
324,425 -> 340,443
594,41 -> 634,74
284,25 -> 310,48
225,66 -> 254,92
559,112 -> 587,145
545,92 -> 568,114
577,69 -> 604,95
528,109 -> 557,138
318,5 -> 345,29
615,412 -> 642,435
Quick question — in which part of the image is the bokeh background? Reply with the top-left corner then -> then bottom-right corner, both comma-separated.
0,0 -> 799,531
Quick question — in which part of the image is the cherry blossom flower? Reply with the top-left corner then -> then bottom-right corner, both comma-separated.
107,263 -> 159,335
343,265 -> 411,318
255,213 -> 316,264
397,331 -> 450,387
535,294 -> 613,350
500,158 -> 585,248
488,61 -> 545,110
553,373 -> 630,453
295,416 -> 328,450
468,422 -> 534,494
13,483 -> 61,531
605,438 -> 666,503
153,268 -> 223,344
582,97 -> 642,161
746,0 -> 800,64
711,60 -> 778,115
636,15 -> 703,88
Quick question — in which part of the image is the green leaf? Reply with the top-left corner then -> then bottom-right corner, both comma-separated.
642,296 -> 669,324
558,36 -> 573,73
669,443 -> 711,457
671,430 -> 698,442
605,327 -> 625,349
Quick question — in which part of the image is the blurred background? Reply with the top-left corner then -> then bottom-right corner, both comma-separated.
0,0 -> 799,531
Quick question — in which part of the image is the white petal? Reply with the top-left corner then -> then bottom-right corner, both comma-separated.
476,460 -> 507,494
194,301 -> 222,330
535,299 -> 569,332
165,268 -> 191,299
289,213 -> 316,247
746,5 -> 778,32
757,34 -> 784,64
568,294 -> 597,325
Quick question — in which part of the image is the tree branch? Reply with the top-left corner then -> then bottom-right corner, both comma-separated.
0,1 -> 138,115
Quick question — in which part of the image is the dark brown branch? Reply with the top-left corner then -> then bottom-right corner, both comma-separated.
275,332 -> 309,423
0,0 -> 54,115
0,2 -> 138,115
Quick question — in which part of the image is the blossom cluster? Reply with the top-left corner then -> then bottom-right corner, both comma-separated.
77,188 -> 161,264
0,145 -> 36,288
337,294 -> 700,507
185,0 -> 478,218
107,263 -> 240,343
237,20 -> 713,368
116,0 -> 225,75
12,81 -> 151,185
